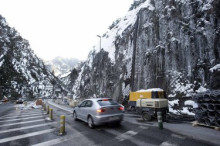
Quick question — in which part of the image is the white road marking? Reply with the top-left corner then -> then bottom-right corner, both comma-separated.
0,119 -> 45,127
160,141 -> 177,146
104,129 -> 121,136
171,134 -> 185,140
31,134 -> 76,146
0,128 -> 55,144
1,110 -> 41,117
104,125 -> 148,143
0,115 -> 44,123
0,122 -> 56,134
0,113 -> 42,119
123,119 -> 156,127
116,130 -> 138,141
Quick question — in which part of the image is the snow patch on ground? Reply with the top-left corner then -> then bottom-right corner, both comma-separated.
184,100 -> 198,108
181,107 -> 195,116
196,86 -> 208,93
169,99 -> 195,115
14,101 -> 42,110
136,88 -> 164,92
169,99 -> 179,106
169,108 -> 179,115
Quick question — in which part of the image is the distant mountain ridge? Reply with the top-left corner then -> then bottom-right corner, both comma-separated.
45,56 -> 80,77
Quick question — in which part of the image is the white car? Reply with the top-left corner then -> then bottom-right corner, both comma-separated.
73,98 -> 124,128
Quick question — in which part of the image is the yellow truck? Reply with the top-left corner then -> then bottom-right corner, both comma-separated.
129,88 -> 168,121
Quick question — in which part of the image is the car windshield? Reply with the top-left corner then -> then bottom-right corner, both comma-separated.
97,99 -> 118,106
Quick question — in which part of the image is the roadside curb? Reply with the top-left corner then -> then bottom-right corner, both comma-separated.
47,101 -> 72,113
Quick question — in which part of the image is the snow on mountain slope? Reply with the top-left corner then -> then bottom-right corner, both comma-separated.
0,15 -> 62,99
66,0 -> 219,116
45,56 -> 80,77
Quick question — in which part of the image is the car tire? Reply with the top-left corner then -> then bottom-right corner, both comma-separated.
73,111 -> 78,121
87,116 -> 95,128
114,121 -> 121,127
142,112 -> 152,121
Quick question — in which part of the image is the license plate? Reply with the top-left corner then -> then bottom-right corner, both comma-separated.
109,117 -> 119,120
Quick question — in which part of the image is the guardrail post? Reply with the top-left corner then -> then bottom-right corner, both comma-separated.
49,108 -> 53,120
60,115 -> 65,135
157,111 -> 163,129
47,106 -> 49,114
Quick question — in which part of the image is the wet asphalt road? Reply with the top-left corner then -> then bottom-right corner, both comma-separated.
0,102 -> 217,146
0,102 -> 14,117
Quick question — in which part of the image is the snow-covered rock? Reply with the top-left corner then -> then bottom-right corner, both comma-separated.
0,15 -> 63,99
67,0 -> 219,104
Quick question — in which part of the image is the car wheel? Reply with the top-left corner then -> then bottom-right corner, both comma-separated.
114,121 -> 121,127
142,112 -> 152,121
73,111 -> 77,121
87,116 -> 95,128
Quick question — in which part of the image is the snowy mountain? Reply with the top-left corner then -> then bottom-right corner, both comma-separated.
65,0 -> 220,114
0,15 -> 63,100
45,56 -> 80,77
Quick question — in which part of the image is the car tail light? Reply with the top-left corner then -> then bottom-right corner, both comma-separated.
97,108 -> 106,113
118,106 -> 124,111
102,99 -> 109,101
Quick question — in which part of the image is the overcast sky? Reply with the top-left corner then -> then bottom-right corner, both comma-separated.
0,0 -> 133,61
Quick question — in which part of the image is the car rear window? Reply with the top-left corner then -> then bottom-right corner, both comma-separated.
97,99 -> 118,106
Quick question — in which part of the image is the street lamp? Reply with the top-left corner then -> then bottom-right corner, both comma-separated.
97,35 -> 101,50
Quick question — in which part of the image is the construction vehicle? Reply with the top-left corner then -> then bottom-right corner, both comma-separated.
129,88 -> 168,121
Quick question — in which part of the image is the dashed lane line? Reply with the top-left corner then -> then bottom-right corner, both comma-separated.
0,113 -> 43,119
0,128 -> 55,144
0,122 -> 56,134
0,115 -> 44,123
0,119 -> 45,127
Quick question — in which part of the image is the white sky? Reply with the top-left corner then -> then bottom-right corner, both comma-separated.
0,0 -> 133,61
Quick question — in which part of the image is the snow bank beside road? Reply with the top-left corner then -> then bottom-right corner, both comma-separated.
14,101 -> 42,110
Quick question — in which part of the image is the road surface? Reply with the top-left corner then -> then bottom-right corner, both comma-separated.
0,102 -> 216,146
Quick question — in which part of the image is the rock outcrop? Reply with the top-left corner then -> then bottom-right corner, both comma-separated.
0,15 -> 60,99
67,0 -> 220,115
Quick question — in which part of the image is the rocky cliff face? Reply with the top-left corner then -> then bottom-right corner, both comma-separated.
68,0 -> 220,110
0,15 -> 60,99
